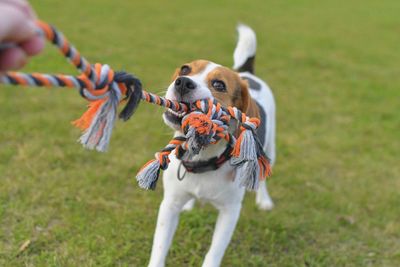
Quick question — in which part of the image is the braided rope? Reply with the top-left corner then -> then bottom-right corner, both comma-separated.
0,20 -> 271,191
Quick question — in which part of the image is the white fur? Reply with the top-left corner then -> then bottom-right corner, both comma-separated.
148,26 -> 275,267
233,24 -> 257,70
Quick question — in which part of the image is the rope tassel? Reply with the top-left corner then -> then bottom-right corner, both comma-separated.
231,129 -> 257,164
236,160 -> 260,191
136,159 -> 162,190
233,132 -> 272,190
136,137 -> 186,190
75,85 -> 120,151
235,154 -> 272,191
226,107 -> 272,190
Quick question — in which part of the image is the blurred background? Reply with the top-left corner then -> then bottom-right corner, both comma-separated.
0,0 -> 399,266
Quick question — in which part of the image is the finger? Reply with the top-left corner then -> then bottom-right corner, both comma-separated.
0,0 -> 36,19
20,35 -> 45,56
0,47 -> 28,71
0,5 -> 37,43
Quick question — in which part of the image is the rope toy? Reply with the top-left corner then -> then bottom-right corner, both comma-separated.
137,99 -> 271,190
0,21 -> 271,191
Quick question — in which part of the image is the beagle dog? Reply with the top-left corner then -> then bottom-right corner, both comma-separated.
148,24 -> 276,267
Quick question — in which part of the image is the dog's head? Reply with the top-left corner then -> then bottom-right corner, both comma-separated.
163,60 -> 258,130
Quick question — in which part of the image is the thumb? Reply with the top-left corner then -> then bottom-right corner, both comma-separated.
0,5 -> 37,44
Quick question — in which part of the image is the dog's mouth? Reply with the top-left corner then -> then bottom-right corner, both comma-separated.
163,108 -> 187,125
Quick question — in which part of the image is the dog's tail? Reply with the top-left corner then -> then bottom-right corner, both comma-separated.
233,24 -> 257,74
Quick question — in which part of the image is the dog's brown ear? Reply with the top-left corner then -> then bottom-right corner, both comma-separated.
239,78 -> 260,119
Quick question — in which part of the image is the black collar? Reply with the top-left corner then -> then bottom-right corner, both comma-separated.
180,145 -> 233,174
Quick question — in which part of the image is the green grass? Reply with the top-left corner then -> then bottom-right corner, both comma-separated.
1,0 -> 399,266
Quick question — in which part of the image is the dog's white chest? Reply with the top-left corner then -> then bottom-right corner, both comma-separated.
163,153 -> 246,208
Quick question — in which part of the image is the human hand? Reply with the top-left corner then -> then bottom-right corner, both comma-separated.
0,0 -> 44,72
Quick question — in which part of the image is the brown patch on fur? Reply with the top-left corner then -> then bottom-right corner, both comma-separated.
170,60 -> 210,82
205,66 -> 240,107
243,89 -> 260,118
188,60 -> 210,75
206,66 -> 260,118
226,168 -> 236,181
240,78 -> 260,118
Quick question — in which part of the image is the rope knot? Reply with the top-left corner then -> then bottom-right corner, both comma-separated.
182,112 -> 215,156
94,63 -> 114,91
183,113 -> 213,135
78,63 -> 115,97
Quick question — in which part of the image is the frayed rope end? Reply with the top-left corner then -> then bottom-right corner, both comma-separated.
72,88 -> 120,152
72,100 -> 105,131
230,127 -> 263,191
231,129 -> 257,164
136,159 -> 161,190
234,160 -> 260,191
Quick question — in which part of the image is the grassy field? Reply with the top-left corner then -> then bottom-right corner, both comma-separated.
1,0 -> 399,266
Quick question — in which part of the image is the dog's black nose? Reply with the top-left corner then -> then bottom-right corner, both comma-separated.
175,77 -> 196,95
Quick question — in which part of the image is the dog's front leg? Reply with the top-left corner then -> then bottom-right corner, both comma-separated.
202,203 -> 242,267
148,196 -> 190,267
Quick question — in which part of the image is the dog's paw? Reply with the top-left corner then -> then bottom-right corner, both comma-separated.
181,199 -> 195,211
256,198 -> 274,211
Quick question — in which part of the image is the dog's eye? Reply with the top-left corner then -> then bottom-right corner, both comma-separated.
180,65 -> 191,75
211,80 -> 226,92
